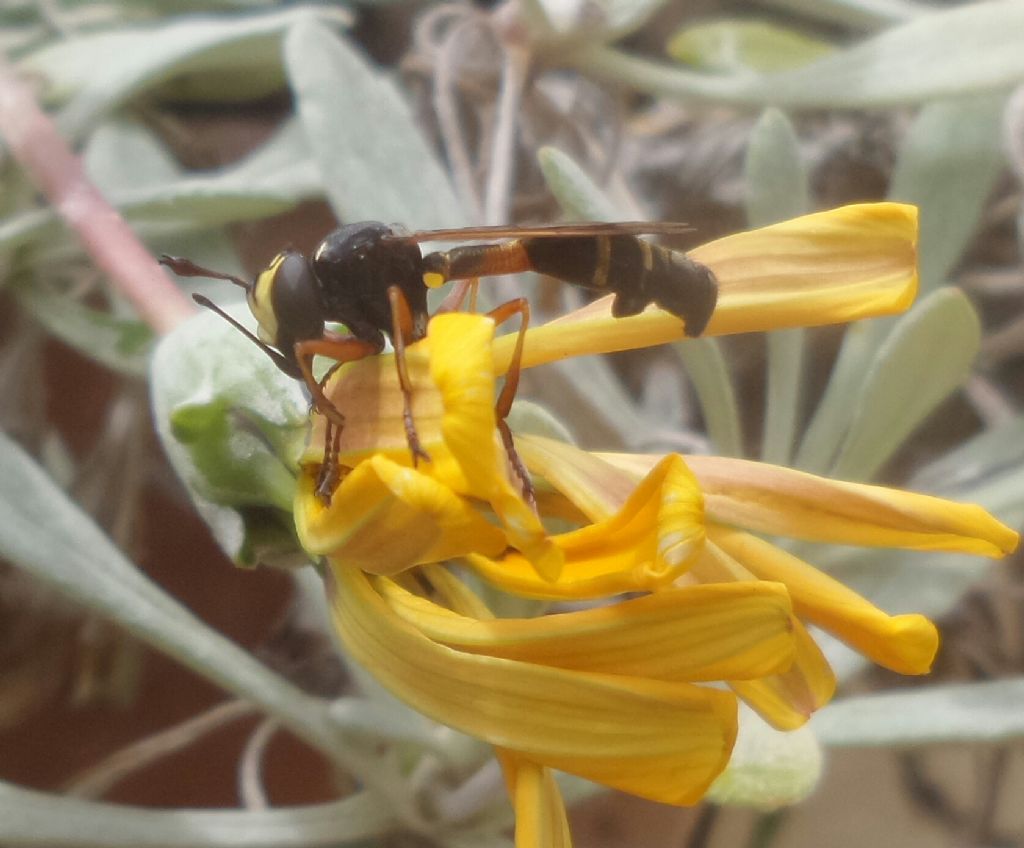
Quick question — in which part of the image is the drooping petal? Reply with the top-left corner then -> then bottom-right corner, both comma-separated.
711,526 -> 940,675
728,620 -> 837,731
596,450 -> 1020,557
691,540 -> 836,728
377,575 -> 796,682
467,454 -> 705,598
295,454 -> 507,574
329,564 -> 738,804
499,753 -> 573,848
491,203 -> 918,372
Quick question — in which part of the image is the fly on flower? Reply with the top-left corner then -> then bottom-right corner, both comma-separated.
160,221 -> 719,500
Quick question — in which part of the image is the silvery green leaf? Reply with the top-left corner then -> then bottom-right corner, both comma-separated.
745,108 -> 809,466
911,414 -> 1024,498
0,210 -> 63,256
150,306 -> 308,566
813,679 -> 1024,747
21,7 -> 350,135
676,337 -> 743,457
1,118 -> 321,257
285,20 -> 465,228
84,117 -> 182,192
570,1 -> 1024,108
538,146 -> 619,222
505,399 -> 577,445
708,705 -> 822,808
534,146 -> 656,447
14,281 -> 152,376
831,288 -> 980,481
0,431 -> 339,756
890,95 -> 1006,293
750,0 -> 929,29
744,108 -> 808,228
528,0 -> 672,39
0,779 -> 394,847
668,19 -> 834,75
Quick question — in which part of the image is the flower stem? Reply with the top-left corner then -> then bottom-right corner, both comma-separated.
0,61 -> 194,335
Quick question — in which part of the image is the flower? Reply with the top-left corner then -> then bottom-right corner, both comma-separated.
294,202 -> 1018,845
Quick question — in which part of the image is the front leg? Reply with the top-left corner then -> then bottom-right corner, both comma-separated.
387,286 -> 431,465
294,331 -> 384,503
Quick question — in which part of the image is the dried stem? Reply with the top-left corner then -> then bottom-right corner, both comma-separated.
65,699 -> 257,799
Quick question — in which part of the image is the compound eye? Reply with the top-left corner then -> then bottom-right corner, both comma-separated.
251,251 -> 323,346
272,252 -> 325,344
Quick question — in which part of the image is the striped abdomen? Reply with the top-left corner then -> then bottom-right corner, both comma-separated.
522,234 -> 718,337
420,233 -> 719,337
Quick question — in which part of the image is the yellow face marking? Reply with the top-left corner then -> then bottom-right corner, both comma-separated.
591,235 -> 612,288
423,271 -> 446,289
250,253 -> 286,344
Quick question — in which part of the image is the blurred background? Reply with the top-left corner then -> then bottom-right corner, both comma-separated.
1,1 -> 1023,846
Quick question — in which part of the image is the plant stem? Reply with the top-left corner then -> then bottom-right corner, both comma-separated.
0,60 -> 194,335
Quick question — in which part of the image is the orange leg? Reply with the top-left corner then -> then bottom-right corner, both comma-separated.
316,418 -> 344,504
387,286 -> 431,465
486,298 -> 534,508
488,298 -> 530,419
294,332 -> 383,503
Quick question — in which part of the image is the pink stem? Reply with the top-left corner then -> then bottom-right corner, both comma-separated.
0,61 -> 194,335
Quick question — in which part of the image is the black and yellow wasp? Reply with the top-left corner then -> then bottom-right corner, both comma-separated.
162,221 -> 718,501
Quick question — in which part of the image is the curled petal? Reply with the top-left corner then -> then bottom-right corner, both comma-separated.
597,451 -> 1019,557
303,313 -> 560,579
691,541 -> 836,728
295,455 -> 507,574
499,754 -> 573,848
518,434 -> 636,521
428,313 -> 561,579
492,203 -> 918,372
729,620 -> 837,731
467,454 -> 705,599
378,577 -> 796,682
711,527 -> 939,675
329,564 -> 737,804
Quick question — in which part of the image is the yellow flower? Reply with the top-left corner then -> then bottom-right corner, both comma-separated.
293,202 -> 1015,845
495,434 -> 1018,730
299,202 -> 922,579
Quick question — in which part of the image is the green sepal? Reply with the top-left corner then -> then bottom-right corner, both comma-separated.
151,304 -> 309,568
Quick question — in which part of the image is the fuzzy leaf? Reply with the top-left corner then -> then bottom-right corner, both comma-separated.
285,20 -> 465,228
831,288 -> 980,481
813,679 -> 1024,747
668,19 -> 833,74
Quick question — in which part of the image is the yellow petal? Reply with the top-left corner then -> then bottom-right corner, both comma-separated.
711,526 -> 939,675
295,455 -> 507,573
330,564 -> 737,804
428,313 -> 561,580
304,337 -> 443,465
517,434 -> 637,521
467,454 -> 705,599
597,451 -> 1019,558
689,540 -> 836,728
499,754 -> 573,848
492,203 -> 918,372
378,576 -> 796,681
728,619 -> 837,731
302,313 -> 561,580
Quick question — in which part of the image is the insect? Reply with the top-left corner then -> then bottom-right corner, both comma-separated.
161,221 -> 719,502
